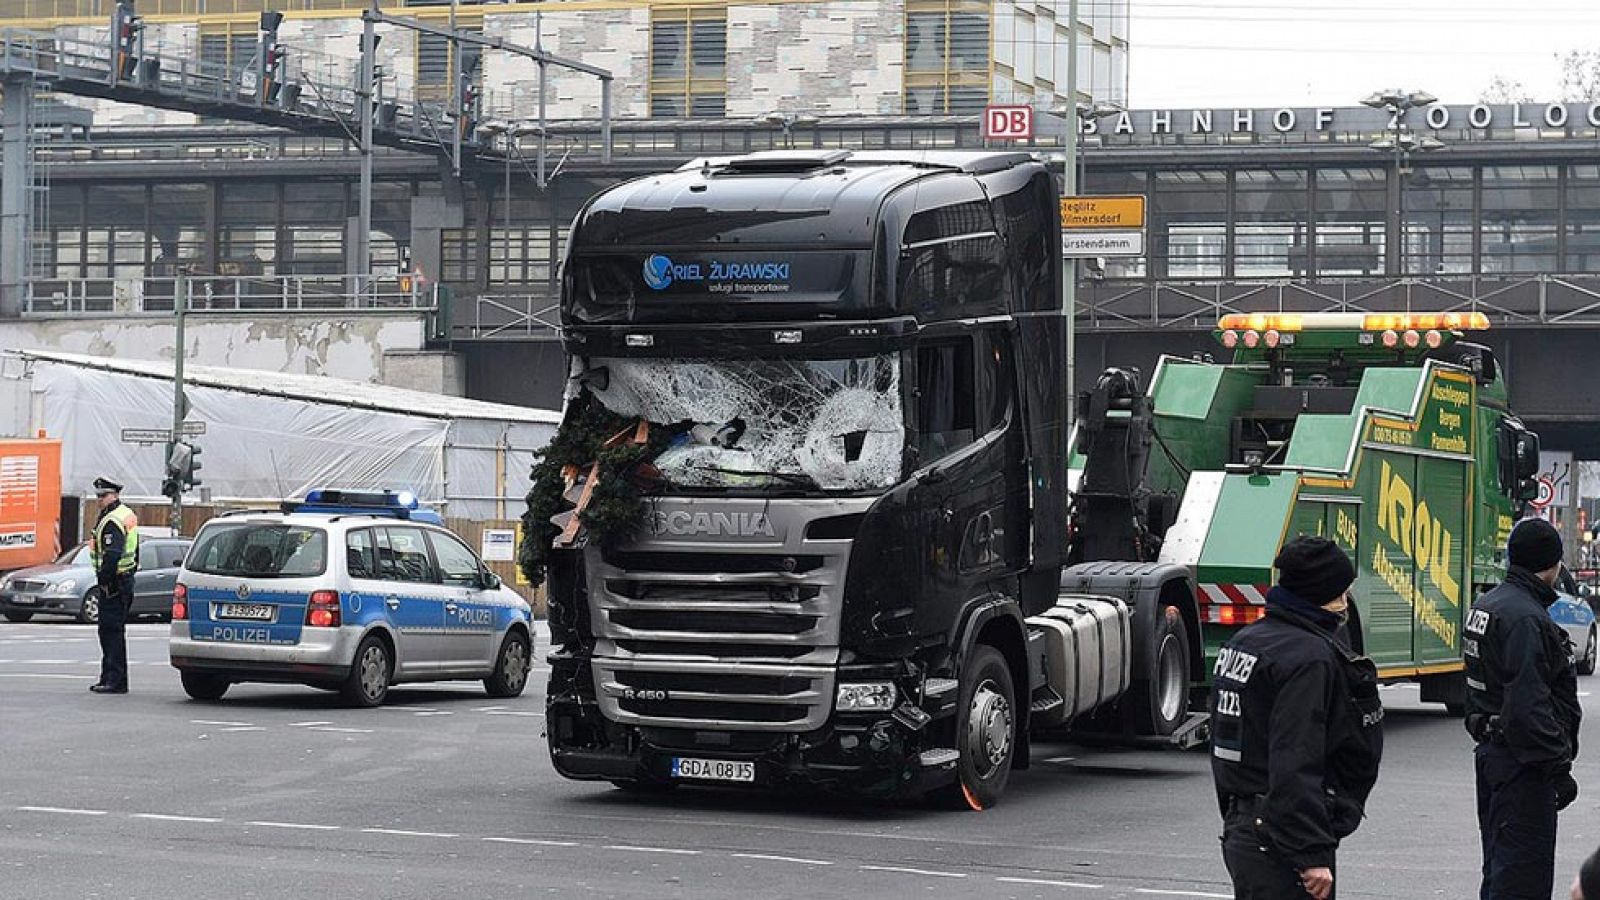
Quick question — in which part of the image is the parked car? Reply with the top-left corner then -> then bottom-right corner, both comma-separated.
0,538 -> 192,624
1551,590 -> 1597,676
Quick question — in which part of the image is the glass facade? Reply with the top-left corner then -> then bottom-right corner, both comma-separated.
649,7 -> 727,118
1091,160 -> 1600,281
904,0 -> 991,114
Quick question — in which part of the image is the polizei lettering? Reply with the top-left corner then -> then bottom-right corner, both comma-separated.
1213,646 -> 1259,684
649,510 -> 777,538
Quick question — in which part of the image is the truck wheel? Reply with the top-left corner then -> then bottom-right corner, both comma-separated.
1123,604 -> 1191,736
180,671 -> 230,701
3,611 -> 33,623
934,645 -> 1016,811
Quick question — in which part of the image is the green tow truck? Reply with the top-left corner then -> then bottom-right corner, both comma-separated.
1067,311 -> 1541,715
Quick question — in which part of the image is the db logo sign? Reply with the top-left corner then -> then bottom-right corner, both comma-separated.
983,105 -> 1034,140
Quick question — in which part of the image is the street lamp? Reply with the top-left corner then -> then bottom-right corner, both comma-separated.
1059,101 -> 1124,193
1362,89 -> 1443,275
758,111 -> 819,149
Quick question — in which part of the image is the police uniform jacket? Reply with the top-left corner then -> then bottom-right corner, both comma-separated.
1463,566 -> 1582,770
1210,590 -> 1384,871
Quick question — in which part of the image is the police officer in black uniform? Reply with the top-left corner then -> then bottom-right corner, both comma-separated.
1465,517 -> 1582,900
1210,536 -> 1384,900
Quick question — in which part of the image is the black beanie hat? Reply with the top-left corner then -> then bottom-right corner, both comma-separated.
1507,518 -> 1563,572
1274,535 -> 1357,604
1581,845 -> 1600,900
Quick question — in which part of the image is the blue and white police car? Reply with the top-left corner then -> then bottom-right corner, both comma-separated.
169,490 -> 534,707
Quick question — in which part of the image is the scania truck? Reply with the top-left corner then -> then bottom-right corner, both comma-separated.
530,149 -> 1539,807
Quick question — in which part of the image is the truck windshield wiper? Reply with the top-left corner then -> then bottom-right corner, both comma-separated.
683,463 -> 815,488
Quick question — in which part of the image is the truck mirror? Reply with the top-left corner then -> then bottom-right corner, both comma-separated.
1516,430 -> 1541,480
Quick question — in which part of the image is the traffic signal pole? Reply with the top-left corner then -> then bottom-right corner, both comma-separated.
169,267 -> 187,533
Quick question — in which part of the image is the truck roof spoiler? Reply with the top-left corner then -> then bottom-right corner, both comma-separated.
678,150 -> 1038,177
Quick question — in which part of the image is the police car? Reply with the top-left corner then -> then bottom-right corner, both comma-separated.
169,490 -> 534,707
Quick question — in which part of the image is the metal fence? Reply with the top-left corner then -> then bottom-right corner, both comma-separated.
24,274 -> 433,315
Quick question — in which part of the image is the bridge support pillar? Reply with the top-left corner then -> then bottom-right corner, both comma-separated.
0,74 -> 33,318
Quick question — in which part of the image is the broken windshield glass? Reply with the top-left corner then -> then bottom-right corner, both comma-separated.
586,356 -> 904,491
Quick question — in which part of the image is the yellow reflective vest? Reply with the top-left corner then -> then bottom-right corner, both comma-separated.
90,503 -> 140,575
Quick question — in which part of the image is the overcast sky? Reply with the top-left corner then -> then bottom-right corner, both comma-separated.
1126,0 -> 1596,108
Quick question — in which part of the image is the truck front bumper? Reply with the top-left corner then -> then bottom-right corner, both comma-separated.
546,657 -> 956,798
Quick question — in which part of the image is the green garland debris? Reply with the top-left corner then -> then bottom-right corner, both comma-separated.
518,396 -> 671,587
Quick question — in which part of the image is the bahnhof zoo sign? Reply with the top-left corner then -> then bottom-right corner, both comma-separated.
1081,103 -> 1600,143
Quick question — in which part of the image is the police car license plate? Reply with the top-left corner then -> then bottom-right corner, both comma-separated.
670,757 -> 754,783
218,603 -> 274,621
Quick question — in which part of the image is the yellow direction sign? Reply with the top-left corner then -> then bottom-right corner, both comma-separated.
1060,195 -> 1146,229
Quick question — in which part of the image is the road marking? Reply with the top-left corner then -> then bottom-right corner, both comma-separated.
17,806 -> 107,816
1044,756 -> 1077,764
190,719 -> 254,727
475,706 -> 507,712
604,845 -> 701,855
362,828 -> 458,838
378,706 -> 440,713
250,821 -> 341,831
483,836 -> 580,847
219,726 -> 266,733
414,711 -> 453,717
132,813 -> 222,824
0,673 -> 96,679
309,726 -> 373,734
732,852 -> 833,866
484,710 -> 542,717
1134,890 -> 1232,898
997,876 -> 1104,889
288,721 -> 333,727
860,865 -> 967,878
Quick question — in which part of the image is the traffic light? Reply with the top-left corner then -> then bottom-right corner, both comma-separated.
112,1 -> 143,83
457,73 -> 479,143
166,440 -> 203,492
161,477 -> 181,501
258,10 -> 285,105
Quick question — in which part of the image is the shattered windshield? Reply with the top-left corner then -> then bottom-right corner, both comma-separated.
586,356 -> 904,491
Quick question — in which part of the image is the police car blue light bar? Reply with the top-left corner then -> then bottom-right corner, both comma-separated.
286,489 -> 442,524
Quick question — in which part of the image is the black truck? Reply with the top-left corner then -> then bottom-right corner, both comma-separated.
535,150 -> 1200,807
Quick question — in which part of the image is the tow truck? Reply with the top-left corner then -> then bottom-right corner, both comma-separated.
530,149 -> 1539,806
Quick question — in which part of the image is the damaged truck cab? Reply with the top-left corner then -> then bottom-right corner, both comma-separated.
539,150 -> 1173,806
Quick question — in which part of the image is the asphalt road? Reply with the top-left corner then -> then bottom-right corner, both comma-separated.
2,619 -> 1597,900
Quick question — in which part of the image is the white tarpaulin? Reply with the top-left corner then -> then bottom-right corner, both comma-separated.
6,351 -> 559,522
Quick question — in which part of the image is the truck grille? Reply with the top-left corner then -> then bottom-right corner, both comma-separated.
587,499 -> 869,733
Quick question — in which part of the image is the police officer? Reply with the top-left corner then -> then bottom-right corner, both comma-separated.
89,477 -> 139,695
1210,535 -> 1384,900
1465,517 -> 1582,900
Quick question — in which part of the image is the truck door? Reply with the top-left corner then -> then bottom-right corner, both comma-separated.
1414,455 -> 1467,665
1362,453 -> 1420,667
907,333 -> 1022,637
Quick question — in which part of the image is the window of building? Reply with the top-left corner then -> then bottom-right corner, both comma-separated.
1482,164 -> 1558,274
1152,170 -> 1227,278
1313,167 -> 1386,277
1568,165 -> 1600,272
650,8 -> 726,118
904,0 -> 991,114
417,26 -> 483,105
1401,166 -> 1474,276
217,183 -> 277,277
1093,170 -> 1147,278
1234,168 -> 1308,278
441,228 -> 478,284
199,23 -> 257,77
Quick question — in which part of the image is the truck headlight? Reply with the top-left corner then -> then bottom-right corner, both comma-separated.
836,682 -> 897,713
50,579 -> 78,594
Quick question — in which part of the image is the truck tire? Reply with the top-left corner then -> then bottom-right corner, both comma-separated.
933,645 -> 1016,810
1122,604 -> 1191,736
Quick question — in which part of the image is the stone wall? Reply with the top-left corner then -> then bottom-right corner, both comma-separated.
727,1 -> 905,117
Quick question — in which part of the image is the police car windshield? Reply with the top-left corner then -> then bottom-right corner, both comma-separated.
57,543 -> 91,566
187,522 -> 328,578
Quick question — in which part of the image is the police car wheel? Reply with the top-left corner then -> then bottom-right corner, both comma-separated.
180,671 -> 230,701
3,611 -> 33,623
78,589 -> 103,625
484,631 -> 531,698
933,644 -> 1015,811
340,636 -> 392,707
1580,625 -> 1597,677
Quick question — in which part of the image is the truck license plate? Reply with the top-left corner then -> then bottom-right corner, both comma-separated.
218,603 -> 274,621
670,757 -> 755,783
